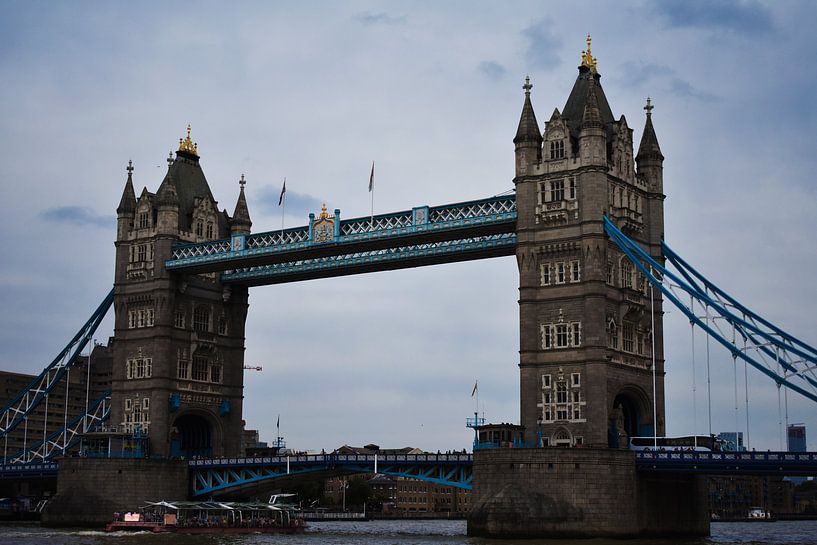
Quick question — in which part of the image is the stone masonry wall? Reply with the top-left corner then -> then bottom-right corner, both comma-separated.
468,448 -> 709,538
469,448 -> 639,538
41,458 -> 188,527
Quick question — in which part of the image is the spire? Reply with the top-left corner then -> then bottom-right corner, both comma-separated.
117,160 -> 137,214
231,174 -> 252,232
636,97 -> 663,162
514,76 -> 543,145
156,171 -> 179,207
581,77 -> 603,130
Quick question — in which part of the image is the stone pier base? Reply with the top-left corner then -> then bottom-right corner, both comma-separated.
41,458 -> 189,527
468,448 -> 709,539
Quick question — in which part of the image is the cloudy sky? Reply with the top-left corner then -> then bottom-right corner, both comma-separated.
1,1 -> 815,452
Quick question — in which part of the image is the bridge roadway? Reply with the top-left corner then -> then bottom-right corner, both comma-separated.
3,451 -> 817,496
165,195 -> 517,284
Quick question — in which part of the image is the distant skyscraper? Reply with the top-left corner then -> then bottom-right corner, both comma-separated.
717,432 -> 745,451
787,424 -> 807,452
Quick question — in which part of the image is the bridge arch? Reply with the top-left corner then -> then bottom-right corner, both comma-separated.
171,409 -> 223,458
609,385 -> 651,448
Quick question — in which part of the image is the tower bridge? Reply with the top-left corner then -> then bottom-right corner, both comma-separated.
1,38 -> 816,537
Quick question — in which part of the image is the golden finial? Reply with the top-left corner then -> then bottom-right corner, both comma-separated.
178,124 -> 199,157
319,203 -> 330,219
581,34 -> 598,72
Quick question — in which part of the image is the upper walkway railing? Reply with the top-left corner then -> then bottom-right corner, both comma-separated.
166,194 -> 516,273
635,450 -> 817,475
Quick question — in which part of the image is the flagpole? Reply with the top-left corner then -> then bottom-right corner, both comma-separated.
281,177 -> 286,237
369,161 -> 375,227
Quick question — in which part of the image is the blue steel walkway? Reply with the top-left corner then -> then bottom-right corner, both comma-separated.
166,195 -> 516,284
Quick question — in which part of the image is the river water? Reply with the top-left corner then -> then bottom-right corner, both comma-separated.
2,520 -> 816,545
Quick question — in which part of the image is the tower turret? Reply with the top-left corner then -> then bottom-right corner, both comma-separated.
156,167 -> 180,235
514,76 -> 543,176
579,77 -> 606,165
636,97 -> 664,193
231,175 -> 252,235
117,160 -> 137,240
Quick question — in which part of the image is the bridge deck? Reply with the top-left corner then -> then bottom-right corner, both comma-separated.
165,195 -> 517,283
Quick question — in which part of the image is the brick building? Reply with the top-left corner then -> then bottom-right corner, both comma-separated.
0,341 -> 112,460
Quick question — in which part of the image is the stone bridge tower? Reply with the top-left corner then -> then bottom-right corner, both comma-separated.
514,37 -> 666,448
111,128 -> 251,458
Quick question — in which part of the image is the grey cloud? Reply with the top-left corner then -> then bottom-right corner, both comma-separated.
477,60 -> 507,81
668,77 -> 719,102
40,206 -> 113,228
523,19 -> 561,71
617,61 -> 719,102
653,0 -> 773,34
619,62 -> 674,88
255,185 -> 323,218
354,12 -> 406,26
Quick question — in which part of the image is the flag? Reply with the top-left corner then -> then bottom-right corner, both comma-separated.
278,178 -> 286,206
471,381 -> 478,397
368,162 -> 374,192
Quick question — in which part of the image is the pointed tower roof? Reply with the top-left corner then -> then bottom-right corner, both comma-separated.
581,77 -> 603,130
231,174 -> 252,230
117,160 -> 137,214
514,76 -> 543,145
636,98 -> 664,161
562,36 -> 615,137
156,171 -> 179,207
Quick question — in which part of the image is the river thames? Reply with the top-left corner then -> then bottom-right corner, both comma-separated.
2,520 -> 817,545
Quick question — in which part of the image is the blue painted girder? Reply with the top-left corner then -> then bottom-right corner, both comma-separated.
188,453 -> 473,497
223,233 -> 516,286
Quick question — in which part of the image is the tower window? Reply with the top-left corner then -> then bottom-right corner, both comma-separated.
210,363 -> 222,384
550,140 -> 565,160
174,310 -> 185,329
126,357 -> 152,379
568,177 -> 577,200
608,320 -> 619,349
555,324 -> 569,347
206,222 -> 214,239
540,263 -> 551,286
571,373 -> 581,387
620,260 -> 633,289
196,221 -> 203,237
551,179 -> 565,202
555,262 -> 566,284
556,382 -> 568,403
569,260 -> 581,282
217,316 -> 228,336
139,212 -> 150,229
623,323 -> 635,353
542,374 -> 551,388
177,357 -> 189,380
193,307 -> 210,333
541,322 -> 582,349
192,357 -> 209,381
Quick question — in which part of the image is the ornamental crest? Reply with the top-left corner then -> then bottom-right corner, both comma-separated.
312,203 -> 335,243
